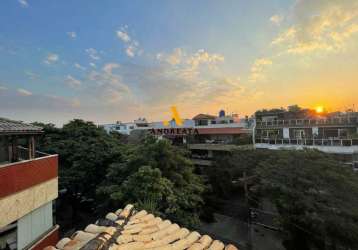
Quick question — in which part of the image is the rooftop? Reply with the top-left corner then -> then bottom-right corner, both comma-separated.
46,204 -> 239,250
192,114 -> 218,120
0,118 -> 43,135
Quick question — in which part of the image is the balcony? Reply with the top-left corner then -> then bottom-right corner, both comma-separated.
0,145 -> 58,228
254,137 -> 358,154
255,138 -> 358,146
256,116 -> 358,128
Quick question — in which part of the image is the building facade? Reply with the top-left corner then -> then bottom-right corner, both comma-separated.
254,110 -> 358,167
102,111 -> 253,167
101,118 -> 149,135
0,118 -> 59,250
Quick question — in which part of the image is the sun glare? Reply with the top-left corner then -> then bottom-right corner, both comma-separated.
315,106 -> 324,113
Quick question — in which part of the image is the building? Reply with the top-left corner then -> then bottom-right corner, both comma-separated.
102,118 -> 149,135
44,204 -> 239,250
101,111 -> 253,167
254,109 -> 358,166
0,118 -> 59,250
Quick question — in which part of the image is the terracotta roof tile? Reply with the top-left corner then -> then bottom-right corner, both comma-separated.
48,204 -> 239,250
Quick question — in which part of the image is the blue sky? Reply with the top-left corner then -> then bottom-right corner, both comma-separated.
1,0 -> 358,125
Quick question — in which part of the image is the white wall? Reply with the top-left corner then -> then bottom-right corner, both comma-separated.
255,143 -> 358,154
17,202 -> 53,250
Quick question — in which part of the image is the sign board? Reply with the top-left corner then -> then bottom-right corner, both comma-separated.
149,128 -> 199,135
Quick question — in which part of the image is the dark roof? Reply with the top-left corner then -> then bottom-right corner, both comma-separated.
46,204 -> 239,250
192,114 -> 217,120
0,118 -> 43,135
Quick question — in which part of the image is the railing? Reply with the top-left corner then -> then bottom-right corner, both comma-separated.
1,146 -> 51,165
255,138 -> 358,146
17,146 -> 50,160
256,117 -> 358,127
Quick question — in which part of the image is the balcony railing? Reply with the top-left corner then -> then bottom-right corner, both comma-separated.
256,117 -> 358,128
0,146 -> 50,166
255,138 -> 358,146
17,146 -> 50,160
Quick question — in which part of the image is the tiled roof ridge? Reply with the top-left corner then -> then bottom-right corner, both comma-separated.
45,204 -> 239,250
0,117 -> 43,133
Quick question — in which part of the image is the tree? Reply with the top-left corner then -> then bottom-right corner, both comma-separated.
97,137 -> 205,227
35,119 -> 124,222
255,150 -> 358,250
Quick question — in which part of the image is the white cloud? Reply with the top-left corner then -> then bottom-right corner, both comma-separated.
270,15 -> 284,25
0,86 -> 8,91
271,1 -> 358,54
67,31 -> 77,39
157,48 -> 183,65
74,63 -> 86,71
126,45 -> 135,57
249,58 -> 273,82
116,30 -> 131,43
85,48 -> 100,60
18,0 -> 28,8
25,70 -> 39,80
186,49 -> 225,70
65,75 -> 82,89
116,26 -> 141,58
17,88 -> 32,96
87,63 -> 130,104
158,48 -> 224,67
89,62 -> 96,68
44,53 -> 59,64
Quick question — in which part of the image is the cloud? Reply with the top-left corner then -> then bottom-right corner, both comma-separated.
89,62 -> 96,68
74,63 -> 86,70
271,0 -> 358,54
17,88 -> 32,96
157,48 -> 183,65
67,31 -> 77,39
87,63 -> 131,104
186,49 -> 225,70
116,26 -> 141,57
18,0 -> 28,8
270,15 -> 284,25
116,30 -> 131,43
157,48 -> 225,81
0,88 -> 80,117
43,53 -> 59,64
65,75 -> 82,89
126,46 -> 135,57
25,70 -> 39,80
85,48 -> 100,60
0,86 -> 8,91
249,58 -> 273,82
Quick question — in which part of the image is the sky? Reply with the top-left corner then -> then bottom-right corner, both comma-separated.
0,0 -> 358,125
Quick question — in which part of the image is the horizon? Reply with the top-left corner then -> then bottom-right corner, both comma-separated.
1,0 -> 358,126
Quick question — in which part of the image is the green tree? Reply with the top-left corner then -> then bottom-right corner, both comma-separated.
97,137 -> 205,227
35,119 -> 124,221
256,150 -> 358,250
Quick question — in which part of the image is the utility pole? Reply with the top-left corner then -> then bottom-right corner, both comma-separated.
247,207 -> 253,250
244,171 -> 253,250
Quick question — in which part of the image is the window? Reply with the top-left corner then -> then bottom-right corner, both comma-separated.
17,202 -> 53,250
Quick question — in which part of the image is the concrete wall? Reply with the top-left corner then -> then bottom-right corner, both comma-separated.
0,178 -> 58,227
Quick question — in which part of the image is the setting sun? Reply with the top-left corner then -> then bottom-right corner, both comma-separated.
315,106 -> 324,113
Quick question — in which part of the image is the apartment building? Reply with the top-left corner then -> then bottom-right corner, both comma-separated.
254,109 -> 358,166
103,110 -> 253,167
0,118 -> 59,250
102,118 -> 149,135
